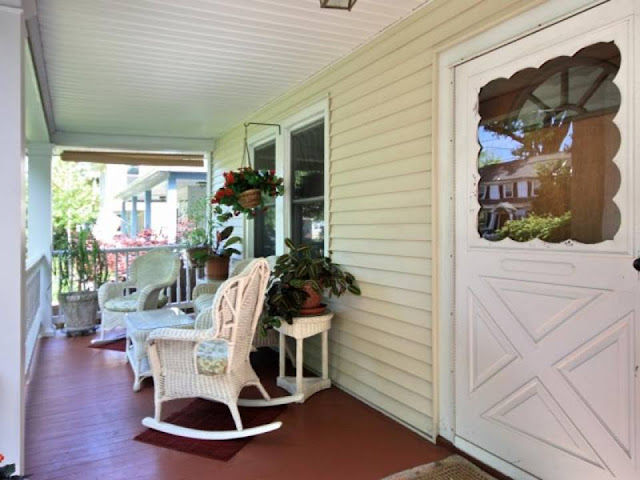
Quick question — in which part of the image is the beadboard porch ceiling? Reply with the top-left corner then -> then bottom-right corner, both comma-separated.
33,0 -> 430,142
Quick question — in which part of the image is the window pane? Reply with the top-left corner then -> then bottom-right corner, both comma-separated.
291,120 -> 325,249
477,42 -> 621,244
254,205 -> 276,257
291,200 -> 324,251
253,141 -> 276,257
291,120 -> 324,200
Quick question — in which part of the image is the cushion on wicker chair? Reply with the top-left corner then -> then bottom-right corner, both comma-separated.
103,292 -> 169,312
193,293 -> 215,315
195,340 -> 229,375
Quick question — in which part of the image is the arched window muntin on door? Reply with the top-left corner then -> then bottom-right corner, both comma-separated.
476,42 -> 621,244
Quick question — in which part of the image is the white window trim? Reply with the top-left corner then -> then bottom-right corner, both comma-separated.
279,98 -> 330,256
244,130 -> 279,258
502,182 -> 514,198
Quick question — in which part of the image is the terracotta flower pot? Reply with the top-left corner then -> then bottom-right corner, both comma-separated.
205,256 -> 230,280
299,283 -> 326,315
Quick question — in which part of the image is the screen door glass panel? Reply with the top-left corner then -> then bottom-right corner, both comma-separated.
477,42 -> 621,244
253,140 -> 276,257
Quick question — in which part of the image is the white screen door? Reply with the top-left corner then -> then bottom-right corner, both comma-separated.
454,1 -> 639,479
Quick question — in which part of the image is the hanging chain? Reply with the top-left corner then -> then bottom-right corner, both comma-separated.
241,122 -> 282,169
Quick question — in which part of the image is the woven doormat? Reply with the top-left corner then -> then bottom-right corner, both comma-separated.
88,338 -> 126,351
135,398 -> 285,461
382,455 -> 497,480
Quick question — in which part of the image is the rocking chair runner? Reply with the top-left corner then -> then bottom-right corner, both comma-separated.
142,258 -> 302,440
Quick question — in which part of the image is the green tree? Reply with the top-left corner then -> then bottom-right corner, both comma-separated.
478,150 -> 503,168
52,158 -> 102,249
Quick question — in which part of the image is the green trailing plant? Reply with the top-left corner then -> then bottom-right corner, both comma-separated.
262,238 -> 361,331
54,227 -> 108,298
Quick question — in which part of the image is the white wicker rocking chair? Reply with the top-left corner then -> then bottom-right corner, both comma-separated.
142,258 -> 302,440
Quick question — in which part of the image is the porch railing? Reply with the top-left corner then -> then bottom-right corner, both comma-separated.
52,244 -> 200,312
25,254 -> 51,373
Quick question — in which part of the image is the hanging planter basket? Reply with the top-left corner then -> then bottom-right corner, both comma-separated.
237,188 -> 262,209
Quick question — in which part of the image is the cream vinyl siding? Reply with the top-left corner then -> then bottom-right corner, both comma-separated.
212,0 -> 541,439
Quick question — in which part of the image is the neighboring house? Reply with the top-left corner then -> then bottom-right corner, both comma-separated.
96,164 -> 206,243
477,153 -> 571,235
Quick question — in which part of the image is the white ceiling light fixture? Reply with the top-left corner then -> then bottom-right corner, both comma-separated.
320,0 -> 357,11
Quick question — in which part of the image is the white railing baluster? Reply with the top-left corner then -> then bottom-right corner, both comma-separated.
185,261 -> 192,304
25,255 -> 50,375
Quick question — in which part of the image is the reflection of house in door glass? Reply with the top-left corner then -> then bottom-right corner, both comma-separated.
476,42 -> 622,244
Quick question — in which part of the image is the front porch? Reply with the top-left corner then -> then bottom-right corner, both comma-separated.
26,336 -> 449,480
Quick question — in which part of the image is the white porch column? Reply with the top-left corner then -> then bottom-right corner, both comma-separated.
27,142 -> 53,335
0,3 -> 26,473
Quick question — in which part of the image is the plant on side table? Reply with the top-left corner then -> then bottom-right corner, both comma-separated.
54,227 -> 108,336
262,238 -> 361,331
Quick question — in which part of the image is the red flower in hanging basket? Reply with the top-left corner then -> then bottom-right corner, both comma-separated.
212,166 -> 284,217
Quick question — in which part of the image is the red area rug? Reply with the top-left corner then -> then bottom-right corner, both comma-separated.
135,399 -> 285,461
88,338 -> 126,352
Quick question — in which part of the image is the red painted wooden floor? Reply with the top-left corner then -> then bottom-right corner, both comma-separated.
25,335 -> 449,480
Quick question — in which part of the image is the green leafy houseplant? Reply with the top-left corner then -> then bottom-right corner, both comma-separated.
212,167 -> 284,216
262,239 -> 361,331
54,227 -> 108,334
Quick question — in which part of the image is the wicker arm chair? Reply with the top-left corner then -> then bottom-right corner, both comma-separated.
96,249 -> 181,341
143,258 -> 285,439
192,256 -> 279,349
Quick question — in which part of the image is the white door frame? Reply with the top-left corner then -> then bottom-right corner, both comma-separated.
434,0 -> 613,459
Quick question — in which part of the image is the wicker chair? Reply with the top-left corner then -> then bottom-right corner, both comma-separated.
142,258 -> 302,440
95,249 -> 181,342
193,256 -> 279,349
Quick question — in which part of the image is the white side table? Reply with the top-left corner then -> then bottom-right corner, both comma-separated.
125,308 -> 194,391
275,312 -> 333,402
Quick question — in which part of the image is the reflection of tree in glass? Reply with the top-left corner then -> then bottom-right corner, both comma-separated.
478,150 -> 502,167
531,160 -> 571,217
483,115 -> 571,161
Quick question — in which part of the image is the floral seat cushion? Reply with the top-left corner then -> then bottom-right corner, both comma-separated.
103,292 -> 169,313
195,340 -> 229,375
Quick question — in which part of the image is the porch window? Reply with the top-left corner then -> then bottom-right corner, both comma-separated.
289,119 -> 325,251
252,140 -> 276,257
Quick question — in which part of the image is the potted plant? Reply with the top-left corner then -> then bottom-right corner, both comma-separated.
186,205 -> 242,280
54,227 -> 108,336
212,167 -> 284,216
262,238 -> 361,331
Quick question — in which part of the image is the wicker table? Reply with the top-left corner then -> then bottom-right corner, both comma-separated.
275,312 -> 333,402
125,308 -> 194,392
